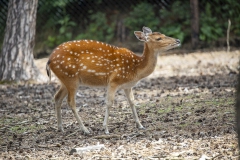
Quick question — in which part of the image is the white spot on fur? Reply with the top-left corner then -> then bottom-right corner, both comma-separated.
98,72 -> 106,76
87,69 -> 96,73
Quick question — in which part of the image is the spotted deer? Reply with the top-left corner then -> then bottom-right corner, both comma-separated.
46,26 -> 180,134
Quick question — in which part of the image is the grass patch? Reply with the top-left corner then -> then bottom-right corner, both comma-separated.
158,106 -> 172,114
0,117 -> 44,134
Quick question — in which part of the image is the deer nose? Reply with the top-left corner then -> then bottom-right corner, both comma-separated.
176,39 -> 181,44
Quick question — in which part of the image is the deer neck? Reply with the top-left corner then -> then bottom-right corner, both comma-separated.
136,42 -> 158,79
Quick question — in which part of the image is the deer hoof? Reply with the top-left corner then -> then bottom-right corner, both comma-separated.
58,127 -> 64,132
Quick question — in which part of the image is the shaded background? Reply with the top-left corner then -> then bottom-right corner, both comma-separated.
0,0 -> 240,57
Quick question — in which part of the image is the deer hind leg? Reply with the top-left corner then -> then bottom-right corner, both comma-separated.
124,88 -> 144,129
66,84 -> 90,134
54,84 -> 68,132
103,84 -> 118,134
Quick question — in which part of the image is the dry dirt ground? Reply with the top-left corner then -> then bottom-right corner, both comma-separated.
0,50 -> 239,159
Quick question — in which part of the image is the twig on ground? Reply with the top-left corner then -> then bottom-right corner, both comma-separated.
70,143 -> 105,155
92,134 -> 121,139
121,132 -> 145,139
212,154 -> 222,159
65,129 -> 81,137
38,143 -> 61,148
91,155 -> 110,159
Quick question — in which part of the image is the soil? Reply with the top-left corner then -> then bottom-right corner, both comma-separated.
0,50 -> 239,159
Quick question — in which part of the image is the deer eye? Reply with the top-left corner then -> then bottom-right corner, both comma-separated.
156,38 -> 162,41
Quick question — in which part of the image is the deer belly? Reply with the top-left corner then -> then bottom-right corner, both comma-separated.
78,75 -> 108,87
120,81 -> 139,89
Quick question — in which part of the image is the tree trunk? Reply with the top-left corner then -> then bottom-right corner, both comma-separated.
117,19 -> 126,43
0,0 -> 45,82
190,0 -> 199,49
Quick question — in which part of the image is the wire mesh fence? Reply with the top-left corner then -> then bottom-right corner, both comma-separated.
0,0 -> 239,56
35,0 -> 176,55
0,0 -> 8,40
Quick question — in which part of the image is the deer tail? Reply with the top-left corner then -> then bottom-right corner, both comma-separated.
46,60 -> 51,84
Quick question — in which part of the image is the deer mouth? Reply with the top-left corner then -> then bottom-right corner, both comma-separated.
171,40 -> 181,47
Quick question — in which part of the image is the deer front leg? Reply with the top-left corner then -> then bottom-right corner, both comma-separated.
124,88 -> 144,129
103,85 -> 117,134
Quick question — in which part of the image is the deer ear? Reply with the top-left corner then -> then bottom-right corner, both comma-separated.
142,26 -> 152,35
134,31 -> 146,41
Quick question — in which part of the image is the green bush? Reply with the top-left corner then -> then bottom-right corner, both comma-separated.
33,0 -> 240,52
124,2 -> 159,32
199,3 -> 224,42
75,12 -> 115,43
38,0 -> 77,47
46,15 -> 76,47
213,0 -> 240,37
158,1 -> 190,43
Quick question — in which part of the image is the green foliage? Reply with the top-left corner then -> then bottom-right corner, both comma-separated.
216,0 -> 240,36
199,3 -> 224,42
75,12 -> 115,43
124,2 -> 159,31
159,1 -> 190,43
160,25 -> 185,43
37,0 -> 78,48
52,0 -> 71,8
27,0 -> 240,53
46,15 -> 76,47
199,0 -> 240,42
